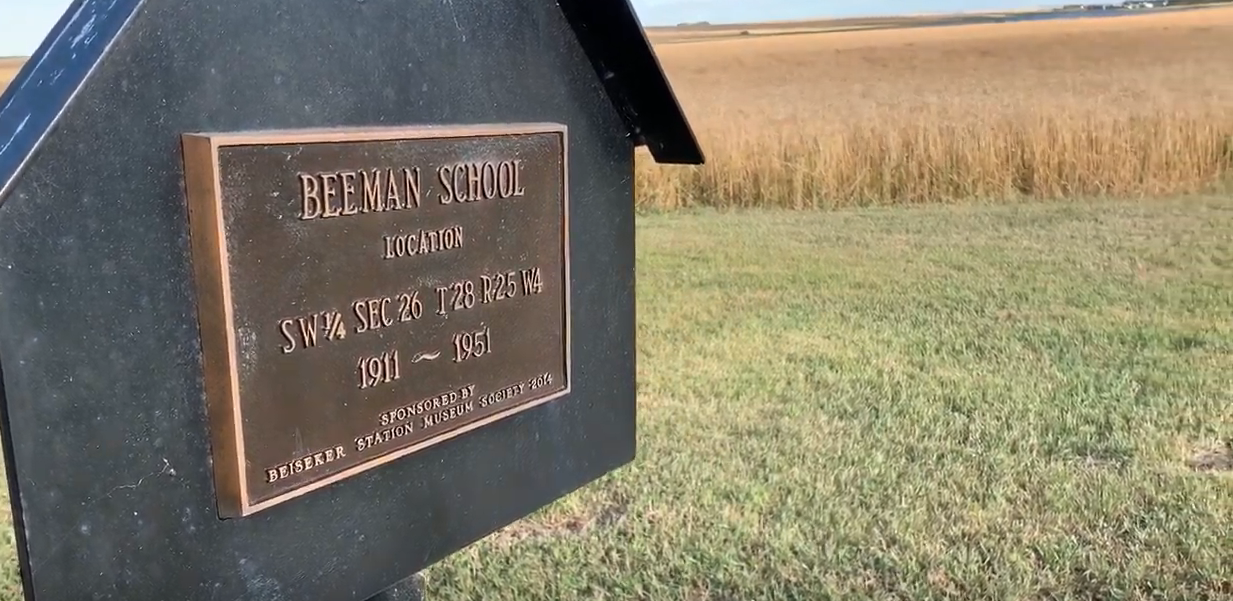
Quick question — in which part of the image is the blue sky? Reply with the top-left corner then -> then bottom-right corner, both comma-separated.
0,0 -> 1046,57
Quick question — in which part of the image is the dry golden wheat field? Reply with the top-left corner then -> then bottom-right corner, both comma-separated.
0,58 -> 20,92
638,7 -> 1233,209
4,9 -> 1233,209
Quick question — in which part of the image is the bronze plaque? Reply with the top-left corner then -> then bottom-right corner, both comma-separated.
181,124 -> 571,518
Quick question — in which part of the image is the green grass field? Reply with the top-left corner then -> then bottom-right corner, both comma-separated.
425,198 -> 1232,600
0,198 -> 1230,599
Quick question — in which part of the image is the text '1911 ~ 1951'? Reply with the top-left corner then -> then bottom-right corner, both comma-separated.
181,125 -> 571,517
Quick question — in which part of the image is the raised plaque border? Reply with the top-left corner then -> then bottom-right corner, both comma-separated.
181,124 -> 572,518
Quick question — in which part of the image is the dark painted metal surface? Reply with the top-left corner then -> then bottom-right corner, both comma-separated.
0,0 -> 145,200
558,0 -> 706,165
367,573 -> 425,601
0,0 -> 642,599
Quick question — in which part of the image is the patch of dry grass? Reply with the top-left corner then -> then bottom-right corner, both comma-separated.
639,7 -> 1233,209
0,58 -> 21,94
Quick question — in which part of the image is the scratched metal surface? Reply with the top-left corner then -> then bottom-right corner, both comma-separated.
0,0 -> 145,201
0,0 -> 637,599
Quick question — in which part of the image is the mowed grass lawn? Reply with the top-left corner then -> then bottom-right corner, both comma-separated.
428,197 -> 1232,600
